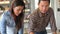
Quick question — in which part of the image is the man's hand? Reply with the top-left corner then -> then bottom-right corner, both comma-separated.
53,32 -> 57,34
30,32 -> 34,34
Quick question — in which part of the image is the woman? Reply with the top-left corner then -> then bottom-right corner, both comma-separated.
0,0 -> 25,34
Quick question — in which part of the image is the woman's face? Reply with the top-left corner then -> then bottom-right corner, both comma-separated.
13,6 -> 24,16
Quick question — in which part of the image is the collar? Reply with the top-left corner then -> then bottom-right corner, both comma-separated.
37,8 -> 49,17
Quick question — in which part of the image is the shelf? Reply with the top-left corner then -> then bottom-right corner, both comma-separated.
0,10 -> 4,13
25,9 -> 30,13
24,20 -> 29,23
0,1 -> 10,4
0,10 -> 4,15
25,9 -> 30,11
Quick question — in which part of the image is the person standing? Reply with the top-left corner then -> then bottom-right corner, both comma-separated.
0,0 -> 25,34
28,0 -> 57,34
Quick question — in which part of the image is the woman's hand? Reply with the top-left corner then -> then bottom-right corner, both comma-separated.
30,32 -> 34,34
53,32 -> 57,34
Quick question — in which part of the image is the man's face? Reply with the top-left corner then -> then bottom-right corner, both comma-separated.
38,1 -> 49,13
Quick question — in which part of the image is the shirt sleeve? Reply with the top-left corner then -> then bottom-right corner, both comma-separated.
0,13 -> 7,34
28,14 -> 36,33
49,8 -> 57,32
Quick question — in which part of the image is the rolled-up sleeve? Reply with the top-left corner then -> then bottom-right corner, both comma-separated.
0,13 -> 7,34
50,9 -> 57,32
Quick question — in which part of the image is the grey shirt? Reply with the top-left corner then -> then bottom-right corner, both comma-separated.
28,7 -> 57,32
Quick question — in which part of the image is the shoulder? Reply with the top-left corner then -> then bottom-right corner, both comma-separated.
49,7 -> 54,12
48,7 -> 54,14
1,11 -> 11,19
4,11 -> 11,16
30,9 -> 38,18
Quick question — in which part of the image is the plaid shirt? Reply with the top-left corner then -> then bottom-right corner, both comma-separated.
28,7 -> 57,32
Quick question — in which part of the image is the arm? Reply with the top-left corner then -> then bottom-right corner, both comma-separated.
28,14 -> 36,34
53,32 -> 57,34
49,9 -> 57,34
30,32 -> 34,34
0,14 -> 7,34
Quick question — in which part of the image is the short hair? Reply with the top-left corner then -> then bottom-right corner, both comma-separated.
38,0 -> 50,4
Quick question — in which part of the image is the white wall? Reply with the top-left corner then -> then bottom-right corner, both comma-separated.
54,0 -> 60,30
35,0 -> 38,9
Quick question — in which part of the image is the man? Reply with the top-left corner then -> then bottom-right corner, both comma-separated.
28,0 -> 57,34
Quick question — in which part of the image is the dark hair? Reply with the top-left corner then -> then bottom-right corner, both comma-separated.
38,0 -> 50,4
10,0 -> 25,13
9,0 -> 25,30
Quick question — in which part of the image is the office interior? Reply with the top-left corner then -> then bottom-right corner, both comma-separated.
0,0 -> 60,34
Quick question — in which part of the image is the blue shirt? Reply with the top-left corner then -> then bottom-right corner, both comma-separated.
0,11 -> 16,34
